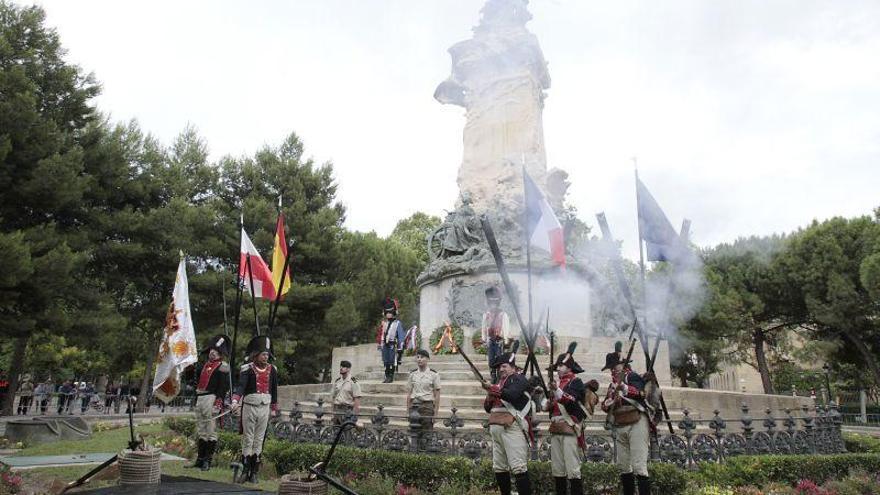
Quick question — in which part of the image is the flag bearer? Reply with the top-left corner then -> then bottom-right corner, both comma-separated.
232,336 -> 279,484
187,335 -> 230,471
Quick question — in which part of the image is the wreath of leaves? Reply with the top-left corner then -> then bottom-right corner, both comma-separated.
471,333 -> 487,355
429,323 -> 464,355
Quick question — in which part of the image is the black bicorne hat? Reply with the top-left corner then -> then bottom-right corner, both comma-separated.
601,345 -> 632,371
202,335 -> 230,356
553,342 -> 584,374
491,340 -> 520,368
246,335 -> 273,358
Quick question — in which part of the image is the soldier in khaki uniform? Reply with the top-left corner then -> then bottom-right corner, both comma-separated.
601,348 -> 651,495
482,348 -> 532,495
232,336 -> 278,484
406,349 -> 440,430
331,360 -> 362,424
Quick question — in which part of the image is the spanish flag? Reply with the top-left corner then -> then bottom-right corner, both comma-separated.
271,212 -> 292,298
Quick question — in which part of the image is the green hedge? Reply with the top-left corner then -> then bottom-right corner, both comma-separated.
164,416 -> 196,437
262,442 -> 687,494
842,432 -> 880,453
692,453 -> 880,487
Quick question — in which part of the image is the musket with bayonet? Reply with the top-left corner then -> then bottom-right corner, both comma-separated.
480,215 -> 550,398
596,212 -> 674,435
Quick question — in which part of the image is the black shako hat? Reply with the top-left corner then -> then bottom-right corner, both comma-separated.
491,340 -> 520,368
553,342 -> 584,374
246,335 -> 273,359
201,335 -> 230,356
382,297 -> 398,315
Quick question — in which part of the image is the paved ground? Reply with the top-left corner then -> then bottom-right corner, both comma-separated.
843,425 -> 880,437
1,452 -> 186,470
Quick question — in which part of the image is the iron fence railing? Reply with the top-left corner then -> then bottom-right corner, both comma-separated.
3,391 -> 195,416
840,413 -> 880,427
221,399 -> 847,467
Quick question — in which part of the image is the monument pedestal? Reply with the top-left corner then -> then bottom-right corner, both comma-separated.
418,267 -> 673,386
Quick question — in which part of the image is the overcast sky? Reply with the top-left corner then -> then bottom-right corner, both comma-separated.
27,0 -> 880,258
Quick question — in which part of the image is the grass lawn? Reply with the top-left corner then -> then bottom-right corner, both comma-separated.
7,424 -> 280,493
13,423 -> 165,457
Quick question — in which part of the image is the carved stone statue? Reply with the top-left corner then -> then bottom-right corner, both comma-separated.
434,0 -> 558,221
428,194 -> 483,260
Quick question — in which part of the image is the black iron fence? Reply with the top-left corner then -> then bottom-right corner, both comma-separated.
245,399 -> 847,467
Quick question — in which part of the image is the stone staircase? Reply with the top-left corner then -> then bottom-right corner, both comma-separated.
289,353 -> 700,432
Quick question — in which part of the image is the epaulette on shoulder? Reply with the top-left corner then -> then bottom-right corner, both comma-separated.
410,368 -> 417,373
240,363 -> 251,372
351,377 -> 357,382
219,363 -> 230,373
334,376 -> 341,382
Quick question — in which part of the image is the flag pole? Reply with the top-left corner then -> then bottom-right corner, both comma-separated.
268,242 -> 293,336
480,215 -> 549,397
230,216 -> 246,384
522,162 -> 535,373
246,253 -> 261,336
221,271 -> 229,337
269,195 -> 282,325
633,162 -> 651,356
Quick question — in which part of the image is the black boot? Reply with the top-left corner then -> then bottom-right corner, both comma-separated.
248,455 -> 260,484
554,476 -> 568,495
494,472 -> 512,495
382,367 -> 392,383
636,475 -> 651,495
621,473 -> 636,495
201,440 -> 215,471
236,455 -> 250,483
387,366 -> 395,383
514,472 -> 532,495
186,439 -> 204,468
569,478 -> 584,495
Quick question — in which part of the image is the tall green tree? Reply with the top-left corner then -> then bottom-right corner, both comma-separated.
697,236 -> 808,394
0,1 -> 110,414
390,212 -> 440,266
778,215 -> 880,387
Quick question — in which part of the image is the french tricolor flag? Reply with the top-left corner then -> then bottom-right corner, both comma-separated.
524,171 -> 566,267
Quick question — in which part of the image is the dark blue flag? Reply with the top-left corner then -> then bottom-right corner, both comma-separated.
636,178 -> 682,262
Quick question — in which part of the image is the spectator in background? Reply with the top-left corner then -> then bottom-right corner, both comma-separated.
35,379 -> 53,414
0,371 -> 9,410
16,374 -> 34,415
80,382 -> 95,413
58,380 -> 75,414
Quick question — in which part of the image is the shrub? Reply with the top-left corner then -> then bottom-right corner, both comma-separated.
823,469 -> 880,495
694,454 -> 880,487
163,416 -> 196,436
264,442 -> 689,494
842,432 -> 880,453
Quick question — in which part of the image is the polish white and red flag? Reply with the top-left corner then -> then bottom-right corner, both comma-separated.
524,171 -> 566,267
240,227 -> 277,299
